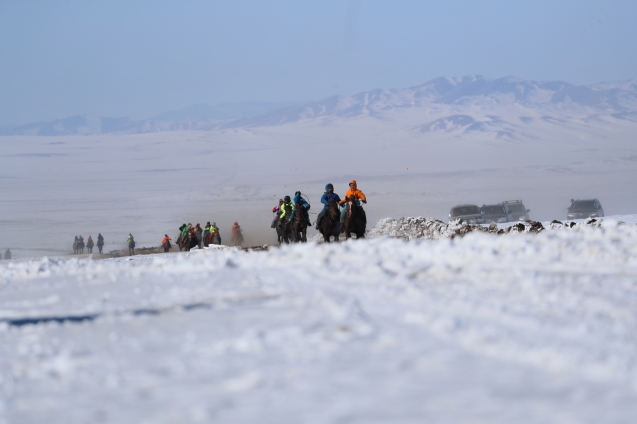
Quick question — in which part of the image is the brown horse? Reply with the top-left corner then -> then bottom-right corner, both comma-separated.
292,204 -> 308,242
162,240 -> 171,252
343,196 -> 366,240
177,232 -> 198,251
279,204 -> 294,244
318,199 -> 341,243
97,238 -> 104,254
128,238 -> 135,256
86,238 -> 94,253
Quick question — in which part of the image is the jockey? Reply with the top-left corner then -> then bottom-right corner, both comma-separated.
181,223 -> 191,239
292,191 -> 312,226
316,183 -> 342,229
97,233 -> 104,242
272,199 -> 284,214
78,235 -> 84,243
127,233 -> 134,242
87,235 -> 93,243
162,234 -> 172,245
338,180 -> 367,225
278,196 -> 295,224
232,222 -> 241,235
271,199 -> 284,228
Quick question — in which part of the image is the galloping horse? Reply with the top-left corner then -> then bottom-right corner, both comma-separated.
97,238 -> 104,254
177,232 -> 198,251
291,204 -> 308,243
162,239 -> 171,252
318,199 -> 341,243
343,196 -> 366,240
128,238 -> 135,256
73,237 -> 79,254
86,238 -> 94,253
77,238 -> 85,254
279,203 -> 294,244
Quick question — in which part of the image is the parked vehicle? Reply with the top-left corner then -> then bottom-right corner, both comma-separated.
567,199 -> 604,220
502,200 -> 530,221
481,204 -> 508,223
449,204 -> 484,224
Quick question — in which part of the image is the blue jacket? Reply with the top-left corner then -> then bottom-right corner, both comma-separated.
293,193 -> 310,210
321,192 -> 341,206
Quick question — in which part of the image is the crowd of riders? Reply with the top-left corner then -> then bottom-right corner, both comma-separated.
71,233 -> 105,254
272,180 -> 367,233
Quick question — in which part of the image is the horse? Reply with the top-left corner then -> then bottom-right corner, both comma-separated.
279,204 -> 294,244
291,204 -> 308,243
177,232 -> 198,251
275,224 -> 284,244
97,238 -> 104,254
77,238 -> 85,254
86,238 -> 94,253
162,240 -> 171,252
73,237 -> 79,254
343,196 -> 366,240
318,199 -> 341,243
128,238 -> 135,256
231,228 -> 244,246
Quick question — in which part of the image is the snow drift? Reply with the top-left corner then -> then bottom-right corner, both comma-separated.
2,221 -> 637,423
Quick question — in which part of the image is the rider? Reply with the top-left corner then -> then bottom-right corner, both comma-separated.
127,233 -> 134,243
161,234 -> 172,245
316,183 -> 342,229
278,195 -> 295,225
87,235 -> 93,245
97,233 -> 104,243
338,180 -> 367,226
292,191 -> 312,226
78,235 -> 84,243
181,223 -> 191,239
271,199 -> 284,228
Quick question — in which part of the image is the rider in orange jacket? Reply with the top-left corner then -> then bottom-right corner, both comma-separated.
339,180 -> 367,225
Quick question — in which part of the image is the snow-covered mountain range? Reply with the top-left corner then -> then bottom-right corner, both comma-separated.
3,76 -> 637,136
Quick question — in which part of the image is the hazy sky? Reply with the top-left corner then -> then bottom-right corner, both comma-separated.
1,0 -> 636,125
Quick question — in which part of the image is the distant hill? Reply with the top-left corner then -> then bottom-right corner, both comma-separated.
2,76 -> 636,136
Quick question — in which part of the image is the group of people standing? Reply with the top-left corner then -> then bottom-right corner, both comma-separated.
272,180 -> 368,230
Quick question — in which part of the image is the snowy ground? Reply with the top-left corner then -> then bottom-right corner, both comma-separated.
2,218 -> 637,423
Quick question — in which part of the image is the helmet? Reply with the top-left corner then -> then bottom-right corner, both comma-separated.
295,191 -> 301,196
325,183 -> 333,191
234,222 -> 238,225
284,195 -> 291,202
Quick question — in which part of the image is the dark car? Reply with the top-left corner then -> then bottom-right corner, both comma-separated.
481,203 -> 508,223
448,204 -> 484,224
502,200 -> 530,221
567,199 -> 604,220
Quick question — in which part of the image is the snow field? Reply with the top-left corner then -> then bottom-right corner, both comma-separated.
1,223 -> 637,422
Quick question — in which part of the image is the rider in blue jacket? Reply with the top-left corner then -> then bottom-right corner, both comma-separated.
292,191 -> 312,226
316,184 -> 341,229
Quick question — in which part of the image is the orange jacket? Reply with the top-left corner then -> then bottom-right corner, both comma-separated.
162,236 -> 172,244
339,180 -> 367,204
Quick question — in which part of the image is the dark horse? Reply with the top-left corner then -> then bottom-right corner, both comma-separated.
318,199 -> 341,243
291,204 -> 309,243
86,238 -> 94,253
279,204 -> 294,244
97,238 -> 104,254
162,239 -> 172,252
343,196 -> 366,240
128,238 -> 135,256
74,237 -> 85,254
177,232 -> 198,251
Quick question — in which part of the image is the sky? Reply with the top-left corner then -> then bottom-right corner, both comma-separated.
0,0 -> 636,126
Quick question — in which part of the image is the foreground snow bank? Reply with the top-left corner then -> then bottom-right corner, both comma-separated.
2,225 -> 637,423
367,214 -> 633,240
